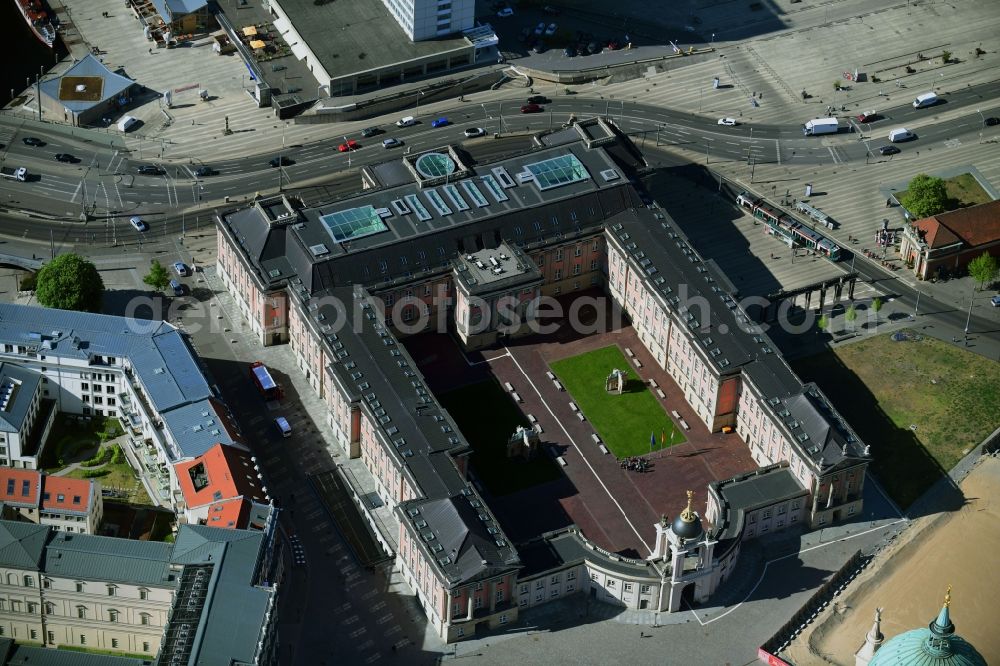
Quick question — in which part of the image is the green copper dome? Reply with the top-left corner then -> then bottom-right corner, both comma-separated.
869,589 -> 986,666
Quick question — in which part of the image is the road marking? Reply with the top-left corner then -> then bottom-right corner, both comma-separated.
776,140 -> 781,165
69,181 -> 82,203
827,146 -> 841,164
504,346 -> 653,554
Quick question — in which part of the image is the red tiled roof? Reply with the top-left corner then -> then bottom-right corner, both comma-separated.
174,443 -> 265,509
205,497 -> 252,530
916,199 -> 1000,249
41,476 -> 92,513
0,468 -> 41,506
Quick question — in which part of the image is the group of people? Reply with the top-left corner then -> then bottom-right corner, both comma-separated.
620,457 -> 650,473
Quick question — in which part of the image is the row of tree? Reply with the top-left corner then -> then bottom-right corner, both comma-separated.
30,254 -> 179,313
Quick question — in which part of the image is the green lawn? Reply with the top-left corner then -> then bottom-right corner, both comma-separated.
550,345 -> 685,458
438,381 -> 562,496
41,415 -> 123,471
65,454 -> 151,506
896,172 -> 992,210
793,332 -> 1000,508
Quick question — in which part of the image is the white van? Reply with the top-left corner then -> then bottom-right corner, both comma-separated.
888,128 -> 915,143
396,116 -> 416,127
912,92 -> 938,108
274,417 -> 292,438
117,115 -> 139,132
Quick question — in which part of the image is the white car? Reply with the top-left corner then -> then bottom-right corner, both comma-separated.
129,216 -> 147,232
534,22 -> 545,36
544,23 -> 557,36
382,138 -> 402,149
496,7 -> 513,17
717,117 -> 738,126
464,127 -> 486,138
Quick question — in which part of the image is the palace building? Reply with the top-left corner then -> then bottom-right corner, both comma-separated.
216,119 -> 871,638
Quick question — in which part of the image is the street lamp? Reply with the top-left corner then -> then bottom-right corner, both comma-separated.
976,109 -> 985,143
964,284 -> 974,335
711,33 -> 715,46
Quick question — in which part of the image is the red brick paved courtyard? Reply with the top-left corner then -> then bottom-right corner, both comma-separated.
404,294 -> 757,558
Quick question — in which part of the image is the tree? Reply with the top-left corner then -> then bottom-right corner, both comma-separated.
900,174 -> 949,218
833,80 -> 842,91
845,305 -> 858,327
967,252 -> 999,290
143,260 -> 171,291
35,254 -> 103,313
941,50 -> 952,64
817,314 -> 830,332
871,297 -> 883,323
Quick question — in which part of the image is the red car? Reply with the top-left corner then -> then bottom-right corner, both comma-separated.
338,140 -> 359,152
857,111 -> 879,123
520,103 -> 543,113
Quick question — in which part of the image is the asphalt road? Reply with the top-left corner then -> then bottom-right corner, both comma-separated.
1,79 -> 998,230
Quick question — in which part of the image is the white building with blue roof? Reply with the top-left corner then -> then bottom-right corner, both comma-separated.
0,304 -> 239,509
38,54 -> 140,127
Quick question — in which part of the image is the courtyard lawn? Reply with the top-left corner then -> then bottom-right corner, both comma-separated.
793,332 -> 1000,509
896,172 -> 991,210
439,381 -> 562,496
550,345 -> 685,458
41,415 -> 123,471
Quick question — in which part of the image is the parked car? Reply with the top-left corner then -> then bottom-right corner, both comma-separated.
431,117 -> 449,128
717,117 -> 738,126
527,95 -> 549,105
361,127 -> 379,137
534,22 -> 545,36
564,46 -> 576,57
532,41 -> 546,54
173,261 -> 188,276
169,279 -> 184,296
545,23 -> 557,36
521,103 -> 542,113
577,42 -> 591,56
22,137 -> 43,147
129,216 -> 147,232
54,153 -> 76,162
543,5 -> 560,15
587,42 -> 602,55
496,7 -> 513,17
269,156 -> 291,167
991,295 -> 1000,307
878,145 -> 900,155
137,165 -> 164,175
985,117 -> 1000,127
464,127 -> 486,138
194,166 -> 215,177
382,138 -> 403,149
606,40 -> 621,51
337,140 -> 359,152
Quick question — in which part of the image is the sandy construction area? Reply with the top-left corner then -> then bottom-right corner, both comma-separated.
783,456 -> 1000,665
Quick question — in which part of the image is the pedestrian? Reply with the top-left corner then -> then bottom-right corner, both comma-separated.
148,47 -> 152,55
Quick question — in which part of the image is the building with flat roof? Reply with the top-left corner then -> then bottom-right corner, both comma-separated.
264,0 -> 496,95
216,118 -> 870,638
0,518 -> 280,662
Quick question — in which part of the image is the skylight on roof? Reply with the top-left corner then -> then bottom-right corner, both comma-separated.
524,154 -> 590,191
320,205 -> 389,243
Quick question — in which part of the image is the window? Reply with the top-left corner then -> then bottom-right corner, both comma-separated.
574,246 -> 581,257
555,249 -> 563,261
550,588 -> 559,597
456,628 -> 464,638
111,638 -> 119,648
572,264 -> 581,275
624,583 -> 633,592
499,613 -> 508,625
848,505 -> 856,516
554,269 -> 562,280
566,571 -> 575,580
640,585 -> 651,594
27,602 -> 37,614
567,583 -> 575,593
0,626 -> 4,636
81,382 -> 89,390
45,603 -> 54,615
107,585 -> 116,596
606,579 -> 616,588
108,609 -> 119,622
519,584 -> 528,595
140,613 -> 151,626
474,582 -> 483,591
23,575 -> 34,587
42,578 -> 50,589
80,635 -> 86,645
30,629 -> 37,640
47,631 -> 55,644
77,606 -> 87,619
474,596 -> 483,610
139,589 -> 148,601
495,589 -> 504,602
550,574 -> 560,584
10,600 -> 21,612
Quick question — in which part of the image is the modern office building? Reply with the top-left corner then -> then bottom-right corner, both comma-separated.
216,119 -> 870,637
379,0 -> 476,41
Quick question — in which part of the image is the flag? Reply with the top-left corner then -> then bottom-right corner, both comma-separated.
650,432 -> 655,451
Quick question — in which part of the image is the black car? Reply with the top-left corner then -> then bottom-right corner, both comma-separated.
269,156 -> 292,167
360,127 -> 380,138
564,46 -> 576,57
22,137 -> 44,147
985,117 -> 1000,127
527,95 -> 549,105
587,42 -> 602,55
194,166 -> 215,177
137,165 -> 165,175
55,153 -> 76,163
878,145 -> 900,156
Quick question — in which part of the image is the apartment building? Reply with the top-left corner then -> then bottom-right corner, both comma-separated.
0,469 -> 103,535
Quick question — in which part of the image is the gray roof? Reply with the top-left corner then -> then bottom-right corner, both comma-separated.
1,643 -> 148,666
0,304 -> 212,414
605,209 -> 870,473
708,464 -> 808,543
43,530 -> 174,585
277,0 -> 472,81
0,363 -> 42,433
151,0 -> 207,18
170,525 -> 272,666
160,398 -> 243,460
0,521 -> 49,571
518,529 -> 659,579
37,55 -> 136,113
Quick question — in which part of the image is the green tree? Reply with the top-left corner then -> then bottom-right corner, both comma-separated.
845,305 -> 858,327
900,174 -> 949,218
871,297 -> 883,322
941,50 -> 952,64
817,314 -> 830,332
143,260 -> 171,291
35,254 -> 104,313
967,252 -> 999,290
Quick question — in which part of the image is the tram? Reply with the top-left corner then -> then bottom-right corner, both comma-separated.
735,192 -> 841,261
